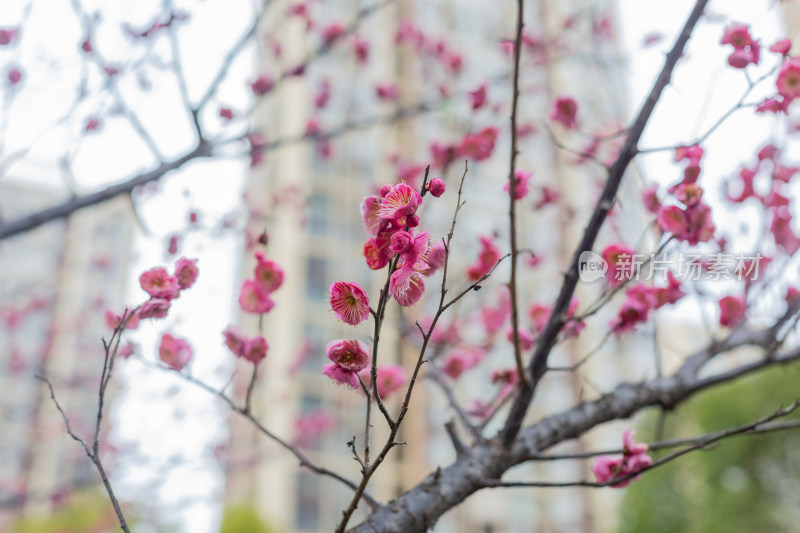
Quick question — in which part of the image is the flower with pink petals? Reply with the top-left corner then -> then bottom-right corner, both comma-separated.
363,234 -> 392,270
239,279 -> 276,314
601,244 -> 635,287
174,258 -> 199,290
468,83 -> 487,110
467,236 -> 501,281
720,24 -> 753,49
242,336 -> 269,364
140,267 -> 181,300
360,364 -> 407,399
375,83 -> 398,100
159,333 -> 192,371
352,34 -> 370,63
503,169 -> 532,200
425,241 -> 447,275
329,281 -> 370,325
223,325 -> 248,357
770,39 -> 791,55
138,298 -> 171,319
442,349 -> 481,379
321,22 -> 345,45
323,339 -> 371,389
360,195 -> 383,236
549,96 -> 578,129
592,430 -> 652,488
254,253 -> 284,292
506,327 -> 534,350
250,75 -> 273,95
378,183 -> 422,222
719,295 -> 746,327
458,127 -> 498,161
777,58 -> 800,102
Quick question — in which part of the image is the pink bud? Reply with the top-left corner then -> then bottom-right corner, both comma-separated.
8,69 -> 21,85
428,177 -> 446,197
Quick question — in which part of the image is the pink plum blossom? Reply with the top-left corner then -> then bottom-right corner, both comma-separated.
223,325 -> 247,357
242,336 -> 269,365
777,58 -> 800,102
329,281 -> 370,325
139,267 -> 180,299
239,279 -> 276,314
549,96 -> 578,129
378,183 -> 422,222
254,253 -> 284,292
159,333 -> 192,371
503,169 -> 532,200
592,430 -> 652,488
250,75 -> 274,95
467,236 -> 501,281
174,257 -> 199,290
138,298 -> 171,319
719,295 -> 746,327
323,339 -> 371,389
458,127 -> 498,161
601,244 -> 635,287
468,83 -> 487,110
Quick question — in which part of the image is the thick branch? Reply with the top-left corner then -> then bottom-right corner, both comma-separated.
500,0 -> 710,447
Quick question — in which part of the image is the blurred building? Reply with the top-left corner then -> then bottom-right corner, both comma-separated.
0,181 -> 134,529
223,0 -> 634,532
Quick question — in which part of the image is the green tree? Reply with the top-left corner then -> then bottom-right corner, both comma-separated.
620,366 -> 800,533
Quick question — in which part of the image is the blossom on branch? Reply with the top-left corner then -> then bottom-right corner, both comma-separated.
592,430 -> 652,488
329,281 -> 370,326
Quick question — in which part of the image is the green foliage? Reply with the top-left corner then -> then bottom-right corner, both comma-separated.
220,504 -> 278,533
9,490 -> 132,533
619,365 -> 800,533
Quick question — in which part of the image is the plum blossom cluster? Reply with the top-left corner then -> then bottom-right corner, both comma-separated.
135,257 -> 199,321
239,252 -> 284,314
592,430 -> 653,488
724,143 -> 800,255
359,181 -> 444,307
223,326 -> 269,365
645,146 -> 715,246
720,24 -> 760,69
611,272 -> 685,335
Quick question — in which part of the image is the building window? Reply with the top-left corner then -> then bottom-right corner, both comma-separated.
306,258 -> 327,302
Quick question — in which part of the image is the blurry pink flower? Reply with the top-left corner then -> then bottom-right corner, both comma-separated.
219,107 -> 234,120
0,29 -> 17,45
592,430 -> 652,488
321,22 -> 345,45
534,186 -> 560,210
360,364 -> 407,399
314,79 -> 331,109
467,236 -> 501,281
375,83 -> 398,100
503,169 -> 532,200
360,195 -> 383,236
294,411 -> 337,448
8,68 -> 21,85
117,343 -> 136,359
442,351 -> 475,379
223,325 -> 247,357
642,184 -> 661,214
329,281 -> 370,325
769,39 -> 791,55
140,267 -> 181,300
720,24 -> 753,49
352,34 -> 370,63
159,333 -> 192,371
378,183 -> 422,222
611,298 -> 650,335
174,257 -> 199,290
430,141 -> 458,170
777,58 -> 800,101
254,253 -> 284,292
85,118 -> 101,131
601,244 -> 635,287
250,75 -> 273,95
506,327 -> 534,350
427,177 -> 446,198
719,295 -> 746,327
458,127 -> 498,161
549,96 -> 578,129
468,83 -> 487,110
242,336 -> 268,364
654,272 -> 685,308
138,298 -> 171,319
425,241 -> 447,275
239,279 -> 276,314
